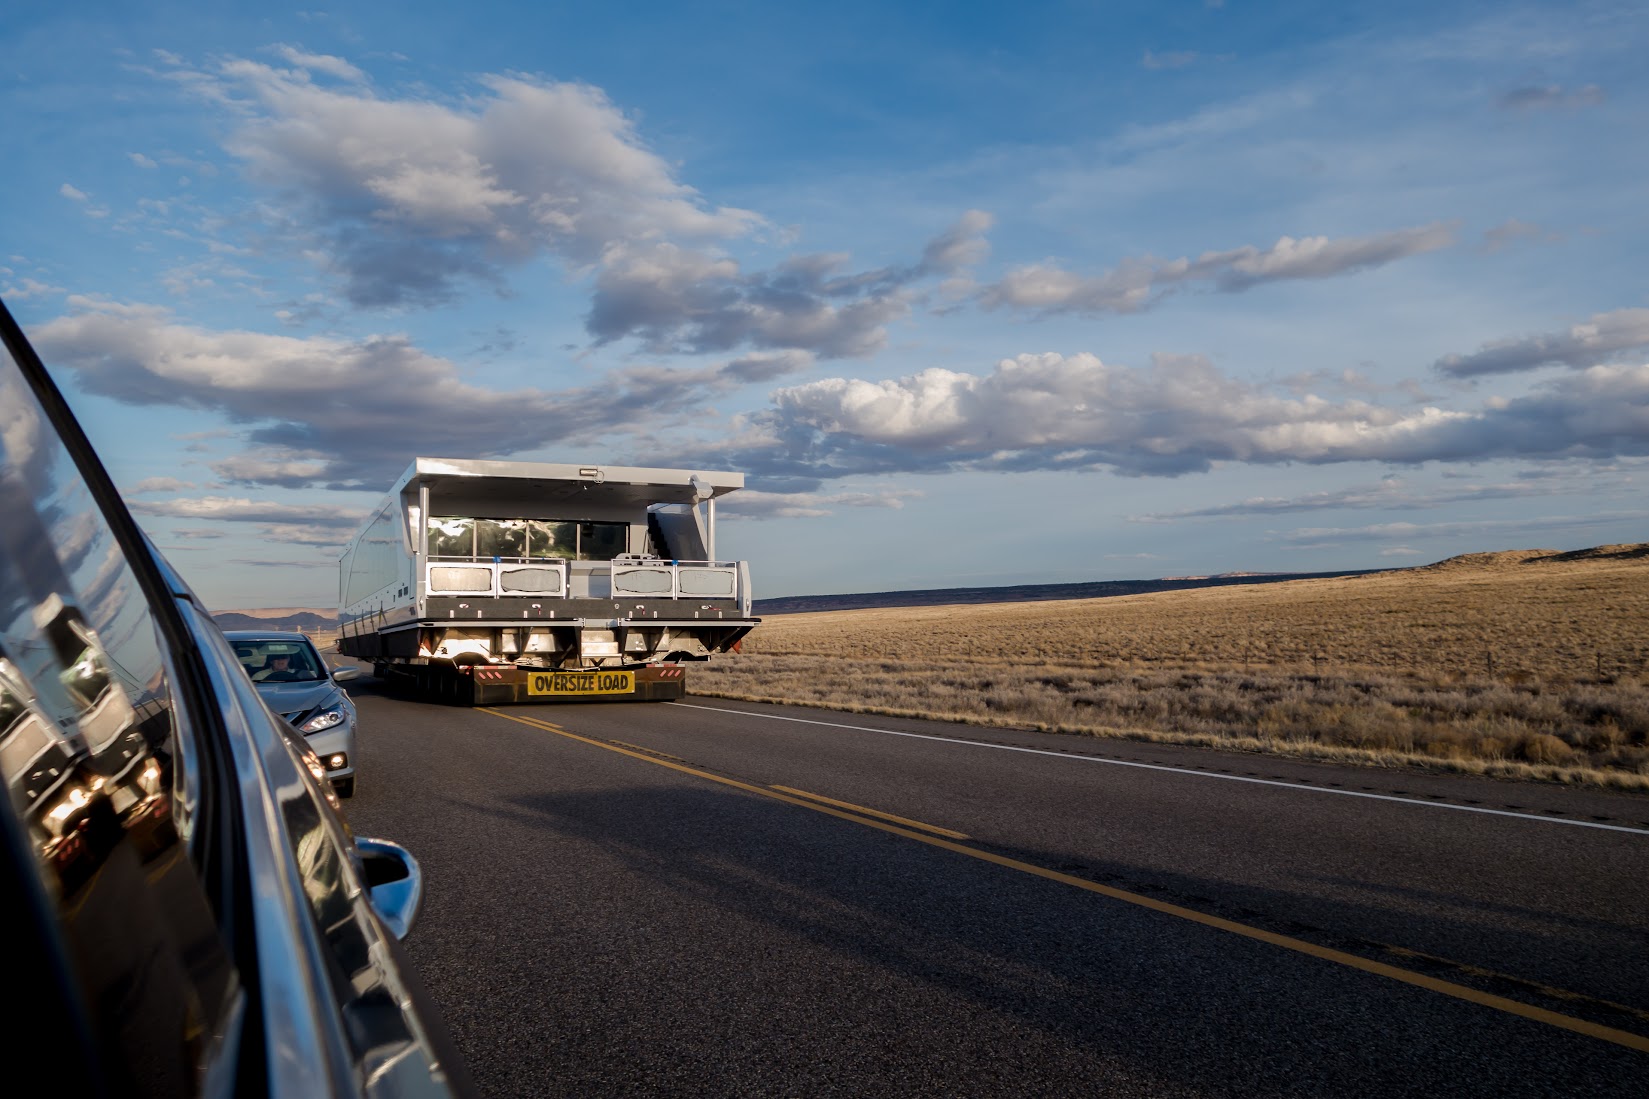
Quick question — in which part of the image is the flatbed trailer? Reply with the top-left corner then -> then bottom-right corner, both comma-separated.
337,457 -> 758,704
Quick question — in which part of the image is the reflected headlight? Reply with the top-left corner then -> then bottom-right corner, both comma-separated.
300,708 -> 346,733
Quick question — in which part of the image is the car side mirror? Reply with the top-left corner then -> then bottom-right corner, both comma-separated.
331,666 -> 360,682
356,837 -> 423,940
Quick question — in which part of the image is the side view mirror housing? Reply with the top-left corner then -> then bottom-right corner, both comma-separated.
332,666 -> 361,682
356,837 -> 423,939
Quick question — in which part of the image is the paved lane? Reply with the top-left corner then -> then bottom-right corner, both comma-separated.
341,679 -> 1649,1097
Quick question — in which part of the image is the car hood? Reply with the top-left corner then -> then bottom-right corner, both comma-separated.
252,678 -> 342,718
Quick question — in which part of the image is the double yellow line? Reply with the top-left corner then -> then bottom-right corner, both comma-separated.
481,706 -> 1649,1054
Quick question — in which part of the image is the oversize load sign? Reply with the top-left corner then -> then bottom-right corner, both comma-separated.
527,670 -> 636,696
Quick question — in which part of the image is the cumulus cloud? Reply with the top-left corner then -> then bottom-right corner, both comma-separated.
174,53 -> 759,306
129,152 -> 158,169
699,353 -> 1649,482
982,223 -> 1455,316
585,211 -> 992,357
1498,84 -> 1606,110
1436,308 -> 1649,377
34,299 -> 817,488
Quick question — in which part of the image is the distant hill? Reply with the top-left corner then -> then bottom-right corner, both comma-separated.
1404,543 -> 1649,574
213,609 -> 339,632
751,569 -> 1381,615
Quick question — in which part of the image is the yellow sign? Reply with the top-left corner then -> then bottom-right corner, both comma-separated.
526,670 -> 636,696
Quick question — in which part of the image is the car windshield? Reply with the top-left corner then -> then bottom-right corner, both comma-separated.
234,640 -> 328,683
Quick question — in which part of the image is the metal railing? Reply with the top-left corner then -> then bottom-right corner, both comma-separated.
610,556 -> 740,600
424,557 -> 569,598
423,554 -> 744,605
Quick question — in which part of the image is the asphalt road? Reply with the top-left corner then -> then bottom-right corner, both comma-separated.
339,675 -> 1649,1097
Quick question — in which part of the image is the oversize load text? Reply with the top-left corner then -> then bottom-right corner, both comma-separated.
527,671 -> 636,696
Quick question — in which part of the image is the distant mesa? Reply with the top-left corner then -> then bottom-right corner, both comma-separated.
752,569 -> 1377,615
1400,543 -> 1649,575
753,543 -> 1647,615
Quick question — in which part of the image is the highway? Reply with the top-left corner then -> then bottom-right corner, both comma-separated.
339,675 -> 1649,1097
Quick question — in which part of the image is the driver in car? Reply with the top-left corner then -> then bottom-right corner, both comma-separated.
255,653 -> 301,682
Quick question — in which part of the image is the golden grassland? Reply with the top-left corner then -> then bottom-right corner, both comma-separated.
691,545 -> 1649,789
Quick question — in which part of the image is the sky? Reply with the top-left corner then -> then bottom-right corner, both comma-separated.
2,0 -> 1646,609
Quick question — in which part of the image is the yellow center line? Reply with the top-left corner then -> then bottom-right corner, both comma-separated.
479,706 -> 1649,1054
770,784 -> 970,839
609,740 -> 686,763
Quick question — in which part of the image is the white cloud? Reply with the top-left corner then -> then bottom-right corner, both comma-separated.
271,45 -> 366,82
720,487 -> 922,520
173,53 -> 759,306
0,277 -> 64,300
982,223 -> 1456,316
702,353 -> 1649,483
58,182 -> 109,219
128,152 -> 158,169
125,476 -> 198,495
1129,475 -> 1578,522
1281,509 -> 1649,546
1480,218 -> 1554,252
1498,83 -> 1606,110
128,495 -> 363,526
34,300 -> 819,488
1436,308 -> 1649,377
586,211 -> 992,357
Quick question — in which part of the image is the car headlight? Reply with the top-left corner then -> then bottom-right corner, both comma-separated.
300,708 -> 346,733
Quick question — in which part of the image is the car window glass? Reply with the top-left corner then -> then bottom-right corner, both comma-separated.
0,322 -> 241,1095
237,638 -> 327,681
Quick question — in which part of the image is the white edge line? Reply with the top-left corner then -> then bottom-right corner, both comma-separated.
670,702 -> 1649,837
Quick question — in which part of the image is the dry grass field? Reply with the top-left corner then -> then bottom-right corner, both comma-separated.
691,545 -> 1649,788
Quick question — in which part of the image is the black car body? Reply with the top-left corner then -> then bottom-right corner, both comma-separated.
0,297 -> 473,1097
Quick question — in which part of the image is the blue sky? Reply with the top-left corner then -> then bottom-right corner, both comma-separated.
3,1 -> 1646,609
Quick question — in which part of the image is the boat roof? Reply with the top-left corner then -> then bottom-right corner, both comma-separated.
391,456 -> 744,508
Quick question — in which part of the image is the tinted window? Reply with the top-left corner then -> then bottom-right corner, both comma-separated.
578,520 -> 629,561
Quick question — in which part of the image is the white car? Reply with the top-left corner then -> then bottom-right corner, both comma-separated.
227,631 -> 360,797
